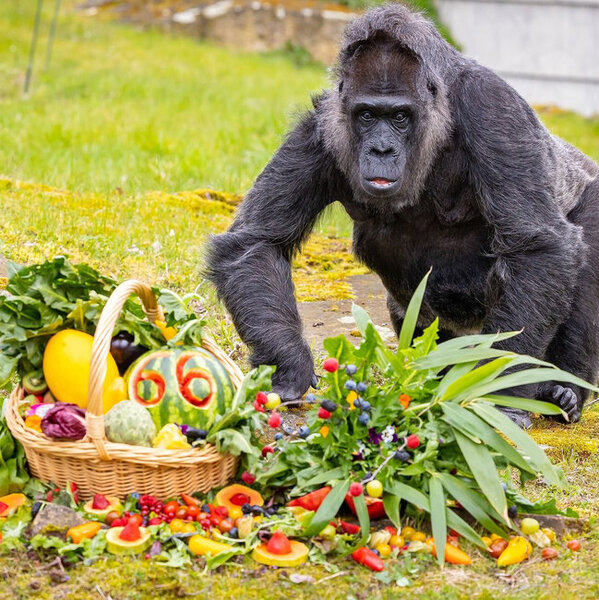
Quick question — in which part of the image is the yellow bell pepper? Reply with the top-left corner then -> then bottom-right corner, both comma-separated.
188,534 -> 234,556
153,424 -> 191,449
497,536 -> 532,567
155,319 -> 177,342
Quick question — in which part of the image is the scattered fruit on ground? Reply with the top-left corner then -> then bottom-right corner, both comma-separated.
520,517 -> 540,535
567,539 -> 581,551
106,526 -> 152,555
67,522 -> 102,544
252,535 -> 309,567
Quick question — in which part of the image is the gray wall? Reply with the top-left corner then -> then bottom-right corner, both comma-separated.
435,0 -> 599,116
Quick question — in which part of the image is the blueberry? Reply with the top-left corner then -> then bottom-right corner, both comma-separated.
283,426 -> 294,435
274,432 -> 283,441
299,425 -> 310,439
508,505 -> 518,518
346,364 -> 357,376
371,548 -> 380,556
360,400 -> 371,411
130,492 -> 141,500
358,412 -> 370,425
321,399 -> 338,412
305,393 -> 316,403
353,398 -> 363,410
345,380 -> 357,391
251,505 -> 266,516
266,506 -> 278,516
201,503 -> 211,514
357,382 -> 368,393
241,503 -> 252,515
228,527 -> 239,538
393,449 -> 411,462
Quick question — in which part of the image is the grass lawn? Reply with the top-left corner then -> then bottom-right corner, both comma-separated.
1,2 -> 599,598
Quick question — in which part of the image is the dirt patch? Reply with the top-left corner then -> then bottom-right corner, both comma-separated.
298,273 -> 393,353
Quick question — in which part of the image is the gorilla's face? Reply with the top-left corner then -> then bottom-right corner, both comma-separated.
342,44 -> 420,200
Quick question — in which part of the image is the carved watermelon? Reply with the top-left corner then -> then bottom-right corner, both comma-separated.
125,347 -> 235,431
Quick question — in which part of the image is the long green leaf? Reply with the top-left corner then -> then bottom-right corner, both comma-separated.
436,361 -> 478,399
382,493 -> 401,531
454,430 -> 508,522
463,368 -> 599,400
483,395 -> 564,416
301,467 -> 348,488
414,347 -> 514,371
446,509 -> 486,548
353,492 -> 371,549
471,403 -> 565,487
429,476 -> 446,568
398,269 -> 430,349
441,403 -> 535,474
435,330 -> 521,352
386,481 -> 484,548
302,479 -> 350,537
439,356 -> 515,400
437,473 -> 507,537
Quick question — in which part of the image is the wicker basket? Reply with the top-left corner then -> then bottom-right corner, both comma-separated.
6,280 -> 244,500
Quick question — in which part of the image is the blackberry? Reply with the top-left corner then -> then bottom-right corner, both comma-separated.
241,503 -> 252,515
393,449 -> 410,462
201,503 -> 211,514
508,505 -> 518,518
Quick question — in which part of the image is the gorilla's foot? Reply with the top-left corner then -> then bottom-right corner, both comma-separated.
539,384 -> 582,423
497,406 -> 532,430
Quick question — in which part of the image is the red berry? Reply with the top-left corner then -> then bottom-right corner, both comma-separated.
214,506 -> 229,518
241,471 -> 256,485
318,407 -> 332,419
323,358 -> 339,373
406,434 -> 420,449
256,392 -> 268,405
148,517 -> 162,526
268,412 -> 282,428
349,482 -> 363,497
262,445 -> 274,457
567,539 -> 581,552
253,400 -> 265,413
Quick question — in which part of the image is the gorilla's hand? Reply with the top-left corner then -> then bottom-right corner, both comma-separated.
538,383 -> 583,423
270,346 -> 316,402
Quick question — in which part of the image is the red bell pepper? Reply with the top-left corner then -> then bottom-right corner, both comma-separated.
345,493 -> 386,519
352,547 -> 385,571
287,486 -> 331,511
340,520 -> 361,535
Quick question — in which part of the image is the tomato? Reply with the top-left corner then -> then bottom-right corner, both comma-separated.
181,522 -> 197,534
164,501 -> 180,515
218,518 -> 234,533
567,539 -> 581,552
128,514 -> 143,527
186,505 -> 200,519
175,506 -> 188,519
105,511 -> 121,526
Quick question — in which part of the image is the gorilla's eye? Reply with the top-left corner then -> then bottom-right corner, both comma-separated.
359,110 -> 374,123
395,112 -> 409,124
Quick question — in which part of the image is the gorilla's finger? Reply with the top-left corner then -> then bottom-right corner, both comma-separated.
552,385 -> 566,401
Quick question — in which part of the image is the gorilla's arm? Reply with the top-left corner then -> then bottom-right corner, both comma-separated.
455,68 -> 586,360
207,111 -> 349,400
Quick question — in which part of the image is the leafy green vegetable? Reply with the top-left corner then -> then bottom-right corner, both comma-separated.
0,414 -> 29,495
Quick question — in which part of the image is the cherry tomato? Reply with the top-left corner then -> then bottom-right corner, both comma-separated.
175,506 -> 188,519
164,501 -> 180,515
128,514 -> 143,527
105,511 -> 121,526
567,539 -> 581,552
181,522 -> 196,534
211,515 -> 222,527
218,518 -> 234,533
214,506 -> 229,518
186,505 -> 200,519
169,519 -> 186,533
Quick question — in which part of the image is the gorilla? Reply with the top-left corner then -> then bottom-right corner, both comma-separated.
207,4 -> 599,427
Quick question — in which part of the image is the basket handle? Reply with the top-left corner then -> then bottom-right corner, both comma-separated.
87,280 -> 164,460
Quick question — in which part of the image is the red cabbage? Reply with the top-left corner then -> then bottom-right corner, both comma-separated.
41,403 -> 87,440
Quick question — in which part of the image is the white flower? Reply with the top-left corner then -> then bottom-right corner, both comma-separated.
381,425 -> 395,444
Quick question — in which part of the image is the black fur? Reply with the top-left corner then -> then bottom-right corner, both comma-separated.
207,4 -> 599,424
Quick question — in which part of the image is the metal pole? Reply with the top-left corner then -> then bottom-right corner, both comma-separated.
24,0 -> 44,94
44,0 -> 61,71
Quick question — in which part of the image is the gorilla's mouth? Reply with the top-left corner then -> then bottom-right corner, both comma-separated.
368,178 -> 397,188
